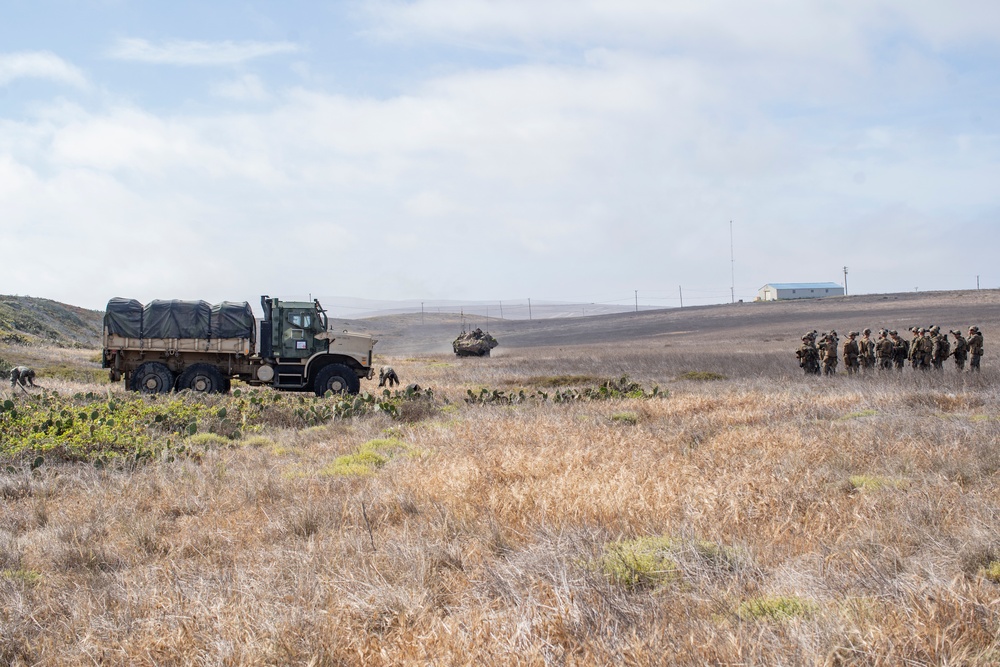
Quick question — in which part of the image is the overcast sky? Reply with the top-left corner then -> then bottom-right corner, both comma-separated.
2,1 -> 999,313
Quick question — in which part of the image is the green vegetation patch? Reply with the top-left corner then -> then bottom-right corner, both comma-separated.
982,561 -> 1000,583
840,409 -> 878,420
611,412 -> 639,424
676,371 -> 727,382
468,376 -> 664,406
597,536 -> 680,590
2,568 -> 41,586
302,385 -> 437,423
185,433 -> 230,448
738,596 -> 815,622
849,475 -> 909,491
320,437 -> 414,477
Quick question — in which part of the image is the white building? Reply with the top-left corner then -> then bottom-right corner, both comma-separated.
757,282 -> 845,301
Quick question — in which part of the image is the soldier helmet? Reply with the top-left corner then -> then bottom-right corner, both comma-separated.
930,325 -> 940,334
969,326 -> 979,332
889,330 -> 898,336
830,330 -> 837,335
848,331 -> 858,337
863,328 -> 871,335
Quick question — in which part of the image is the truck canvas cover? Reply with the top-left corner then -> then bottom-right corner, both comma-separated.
106,298 -> 255,340
211,301 -> 255,339
143,300 -> 212,339
104,298 -> 144,338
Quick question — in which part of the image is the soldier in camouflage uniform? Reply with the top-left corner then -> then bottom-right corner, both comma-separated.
891,330 -> 908,371
9,366 -> 35,388
918,328 -> 935,370
875,329 -> 894,370
907,328 -> 921,369
858,328 -> 875,372
818,330 -> 839,376
968,326 -> 984,371
796,333 -> 821,375
949,330 -> 968,371
909,328 -> 930,370
929,325 -> 950,371
843,332 -> 861,375
378,367 -> 400,388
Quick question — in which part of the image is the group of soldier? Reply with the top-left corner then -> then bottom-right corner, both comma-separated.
796,326 -> 984,376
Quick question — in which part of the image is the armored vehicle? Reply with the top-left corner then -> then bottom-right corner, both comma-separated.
103,296 -> 375,395
453,328 -> 499,357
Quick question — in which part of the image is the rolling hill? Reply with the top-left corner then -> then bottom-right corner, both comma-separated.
0,295 -> 104,347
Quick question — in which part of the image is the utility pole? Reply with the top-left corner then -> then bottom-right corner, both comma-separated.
421,302 -> 424,325
634,290 -> 638,313
977,275 -> 981,290
843,266 -> 849,296
730,220 -> 735,304
528,298 -> 532,321
499,301 -> 503,319
679,285 -> 683,308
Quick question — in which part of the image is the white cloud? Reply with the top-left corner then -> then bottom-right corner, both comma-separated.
107,38 -> 300,66
0,51 -> 87,87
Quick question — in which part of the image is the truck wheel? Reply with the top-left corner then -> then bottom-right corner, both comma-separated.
178,364 -> 226,394
130,362 -> 175,394
314,363 -> 360,396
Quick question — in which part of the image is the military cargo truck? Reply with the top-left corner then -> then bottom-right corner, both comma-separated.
102,296 -> 375,395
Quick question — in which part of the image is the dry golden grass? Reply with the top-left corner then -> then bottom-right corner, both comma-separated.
2,341 -> 1000,665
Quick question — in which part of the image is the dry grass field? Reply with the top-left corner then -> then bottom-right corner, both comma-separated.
1,291 -> 999,665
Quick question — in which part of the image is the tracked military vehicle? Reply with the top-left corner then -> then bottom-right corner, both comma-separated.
452,328 -> 499,357
103,296 -> 375,395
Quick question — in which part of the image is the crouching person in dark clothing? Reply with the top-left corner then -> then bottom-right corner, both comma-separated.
9,366 -> 36,388
379,367 -> 400,388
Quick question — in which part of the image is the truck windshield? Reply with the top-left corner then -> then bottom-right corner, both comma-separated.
289,313 -> 312,328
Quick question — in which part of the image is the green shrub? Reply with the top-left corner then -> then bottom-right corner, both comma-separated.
738,596 -> 815,622
982,561 -> 1000,583
596,536 -> 679,590
320,437 -> 414,477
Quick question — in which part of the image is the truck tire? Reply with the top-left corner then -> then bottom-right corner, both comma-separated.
177,364 -> 226,394
130,362 -> 175,394
314,363 -> 360,396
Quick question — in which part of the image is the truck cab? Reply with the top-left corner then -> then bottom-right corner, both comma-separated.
258,296 -> 375,395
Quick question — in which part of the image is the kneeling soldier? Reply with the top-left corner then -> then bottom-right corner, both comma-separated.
9,366 -> 36,388
378,367 -> 400,388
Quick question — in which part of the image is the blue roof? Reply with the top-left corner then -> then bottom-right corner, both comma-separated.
762,283 -> 844,290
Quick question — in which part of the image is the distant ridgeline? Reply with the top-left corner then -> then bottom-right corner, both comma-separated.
0,295 -> 103,348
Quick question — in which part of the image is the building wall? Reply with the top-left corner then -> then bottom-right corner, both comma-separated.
773,287 -> 843,300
